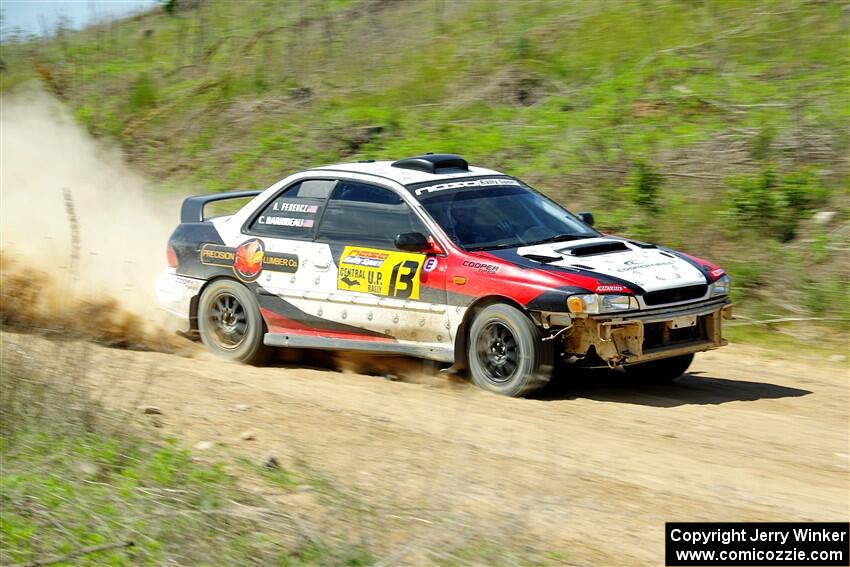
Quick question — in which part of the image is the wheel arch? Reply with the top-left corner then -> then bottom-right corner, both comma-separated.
190,276 -> 254,333
453,295 -> 531,369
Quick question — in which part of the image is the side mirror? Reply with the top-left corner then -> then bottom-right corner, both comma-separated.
395,232 -> 430,252
578,211 -> 595,227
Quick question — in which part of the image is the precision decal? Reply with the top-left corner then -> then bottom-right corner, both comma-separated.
200,239 -> 299,282
337,246 -> 423,299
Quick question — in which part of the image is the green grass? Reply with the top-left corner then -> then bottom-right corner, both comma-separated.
723,323 -> 850,360
0,429 -> 376,565
1,0 -> 848,332
0,350 -> 374,566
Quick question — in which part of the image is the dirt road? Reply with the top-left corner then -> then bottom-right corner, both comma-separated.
6,332 -> 848,565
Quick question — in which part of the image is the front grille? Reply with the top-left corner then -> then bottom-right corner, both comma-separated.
643,284 -> 707,306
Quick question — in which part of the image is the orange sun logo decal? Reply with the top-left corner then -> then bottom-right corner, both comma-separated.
233,239 -> 264,281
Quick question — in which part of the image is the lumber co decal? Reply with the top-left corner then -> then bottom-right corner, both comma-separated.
200,239 -> 299,282
338,246 -> 423,299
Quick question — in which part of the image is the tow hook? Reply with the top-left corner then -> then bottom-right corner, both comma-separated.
543,327 -> 569,342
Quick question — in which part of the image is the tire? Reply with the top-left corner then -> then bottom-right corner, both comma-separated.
624,353 -> 694,383
198,279 -> 271,365
467,304 -> 553,397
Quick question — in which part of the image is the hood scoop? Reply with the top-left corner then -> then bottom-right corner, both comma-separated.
559,241 -> 629,257
523,253 -> 562,264
628,239 -> 658,249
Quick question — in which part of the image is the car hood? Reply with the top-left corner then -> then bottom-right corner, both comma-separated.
516,237 -> 708,293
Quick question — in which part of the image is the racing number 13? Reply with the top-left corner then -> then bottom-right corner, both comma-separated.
388,260 -> 419,299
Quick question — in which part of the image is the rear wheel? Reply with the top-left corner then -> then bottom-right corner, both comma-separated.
198,279 -> 271,365
624,353 -> 694,383
467,304 -> 552,397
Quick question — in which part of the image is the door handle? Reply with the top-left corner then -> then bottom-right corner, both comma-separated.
314,261 -> 330,271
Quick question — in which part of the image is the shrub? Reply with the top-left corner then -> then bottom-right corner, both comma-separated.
626,160 -> 663,239
128,73 -> 157,113
627,160 -> 663,214
162,0 -> 178,15
724,166 -> 825,242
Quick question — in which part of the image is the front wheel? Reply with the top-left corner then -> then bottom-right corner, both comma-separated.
467,304 -> 553,397
624,353 -> 694,383
198,279 -> 271,365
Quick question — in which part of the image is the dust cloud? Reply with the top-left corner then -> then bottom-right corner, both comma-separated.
1,88 -> 184,346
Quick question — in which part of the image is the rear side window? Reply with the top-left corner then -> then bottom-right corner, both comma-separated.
316,181 -> 425,248
248,180 -> 334,239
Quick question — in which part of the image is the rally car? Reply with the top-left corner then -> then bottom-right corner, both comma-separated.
158,154 -> 732,396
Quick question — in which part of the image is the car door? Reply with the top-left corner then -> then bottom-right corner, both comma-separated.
314,180 -> 450,346
240,178 -> 341,332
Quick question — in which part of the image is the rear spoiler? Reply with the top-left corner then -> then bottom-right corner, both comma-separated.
180,190 -> 263,223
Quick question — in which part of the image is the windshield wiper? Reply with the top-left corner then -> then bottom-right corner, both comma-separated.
524,233 -> 589,246
466,233 -> 589,252
466,242 -> 520,252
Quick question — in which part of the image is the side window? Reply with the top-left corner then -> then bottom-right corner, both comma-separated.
316,181 -> 426,248
249,180 -> 335,239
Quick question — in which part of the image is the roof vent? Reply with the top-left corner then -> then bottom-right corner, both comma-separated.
391,153 -> 468,174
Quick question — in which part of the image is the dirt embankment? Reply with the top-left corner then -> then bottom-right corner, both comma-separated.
4,331 -> 846,565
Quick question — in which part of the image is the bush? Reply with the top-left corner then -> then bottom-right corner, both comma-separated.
625,160 -> 663,239
628,161 -> 662,213
724,166 -> 826,242
128,73 -> 157,113
161,0 -> 178,15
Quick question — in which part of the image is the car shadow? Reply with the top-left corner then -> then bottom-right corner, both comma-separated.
532,369 -> 812,407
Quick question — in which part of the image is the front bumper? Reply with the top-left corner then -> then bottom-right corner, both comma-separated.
559,298 -> 733,366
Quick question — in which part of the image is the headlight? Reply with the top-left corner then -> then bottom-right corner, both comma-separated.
709,274 -> 731,297
567,294 -> 639,314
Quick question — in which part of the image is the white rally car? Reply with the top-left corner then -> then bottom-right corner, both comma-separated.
158,154 -> 732,396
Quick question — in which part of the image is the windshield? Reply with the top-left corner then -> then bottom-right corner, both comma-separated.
416,181 -> 599,251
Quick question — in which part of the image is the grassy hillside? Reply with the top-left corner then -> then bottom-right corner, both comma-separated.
2,0 -> 848,328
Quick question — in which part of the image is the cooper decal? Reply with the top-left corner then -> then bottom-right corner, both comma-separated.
462,260 -> 500,274
338,246 -> 423,299
616,260 -> 675,272
200,239 -> 298,282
